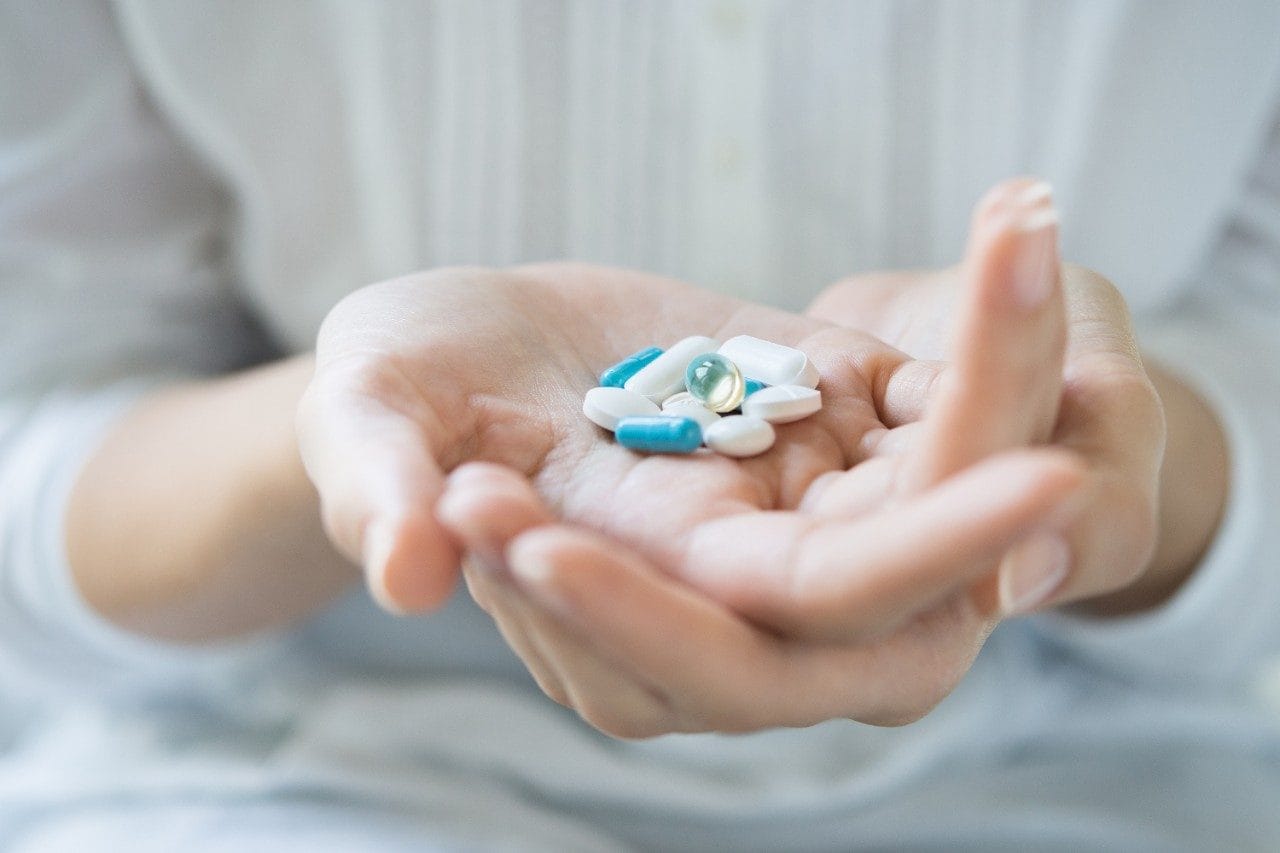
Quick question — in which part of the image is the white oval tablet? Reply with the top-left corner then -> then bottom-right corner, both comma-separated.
661,392 -> 721,431
583,386 -> 660,431
624,335 -> 720,403
703,415 -> 775,458
717,335 -> 819,389
742,384 -> 822,424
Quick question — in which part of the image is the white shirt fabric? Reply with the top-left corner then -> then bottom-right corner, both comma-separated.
3,1 -> 1280,850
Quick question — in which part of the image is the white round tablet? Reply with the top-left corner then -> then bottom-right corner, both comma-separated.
583,386 -> 660,431
742,384 -> 822,424
703,415 -> 775,458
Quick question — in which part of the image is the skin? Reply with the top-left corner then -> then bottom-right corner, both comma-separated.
64,179 -> 1228,737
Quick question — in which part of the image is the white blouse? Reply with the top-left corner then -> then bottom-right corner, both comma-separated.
3,2 -> 1280,849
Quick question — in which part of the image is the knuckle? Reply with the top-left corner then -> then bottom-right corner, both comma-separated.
1097,362 -> 1158,402
1067,357 -> 1161,427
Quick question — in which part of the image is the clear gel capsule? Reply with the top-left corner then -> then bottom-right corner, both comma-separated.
615,416 -> 702,454
599,346 -> 663,388
684,353 -> 746,413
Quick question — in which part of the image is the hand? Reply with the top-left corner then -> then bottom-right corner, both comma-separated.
430,180 -> 1086,736
809,184 -> 1172,614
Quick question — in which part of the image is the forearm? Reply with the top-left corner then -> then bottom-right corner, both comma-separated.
1079,358 -> 1229,616
64,355 -> 358,642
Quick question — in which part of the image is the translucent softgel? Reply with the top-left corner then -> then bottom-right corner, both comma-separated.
684,353 -> 746,413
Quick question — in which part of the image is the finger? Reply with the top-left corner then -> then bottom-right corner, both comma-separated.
799,454 -> 899,518
859,422 -> 925,458
439,463 -> 580,709
1000,377 -> 1161,614
874,359 -> 947,427
486,566 -> 676,739
440,463 -> 680,737
297,356 -> 459,613
465,555 -> 674,738
899,177 -> 1067,493
1055,265 -> 1165,496
994,270 -> 1165,614
436,462 -> 556,558
509,524 -> 996,731
993,469 -> 1147,617
506,525 -> 797,733
680,449 -> 1085,641
795,332 -> 945,431
461,556 -> 572,707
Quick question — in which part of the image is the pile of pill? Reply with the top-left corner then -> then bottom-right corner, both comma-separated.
582,335 -> 823,458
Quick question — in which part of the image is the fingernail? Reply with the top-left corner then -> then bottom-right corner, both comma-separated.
363,522 -> 406,615
999,532 -> 1071,616
509,550 -> 571,615
1017,180 -> 1054,205
1011,206 -> 1059,309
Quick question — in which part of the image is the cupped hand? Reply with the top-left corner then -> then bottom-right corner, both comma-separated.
424,179 -> 1090,736
809,183 -> 1165,615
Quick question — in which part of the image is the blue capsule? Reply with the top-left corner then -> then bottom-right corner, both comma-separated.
600,347 -> 664,388
615,416 -> 702,454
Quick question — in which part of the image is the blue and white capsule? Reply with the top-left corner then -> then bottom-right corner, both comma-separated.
599,347 -> 664,388
743,378 -> 767,397
615,416 -> 702,454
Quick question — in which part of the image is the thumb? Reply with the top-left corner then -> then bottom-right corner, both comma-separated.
899,177 -> 1067,493
296,355 -> 460,613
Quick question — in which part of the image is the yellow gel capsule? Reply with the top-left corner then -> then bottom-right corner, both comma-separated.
684,353 -> 746,413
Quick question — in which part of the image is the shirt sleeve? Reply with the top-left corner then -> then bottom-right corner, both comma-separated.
1028,99 -> 1280,693
0,2 -> 280,700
